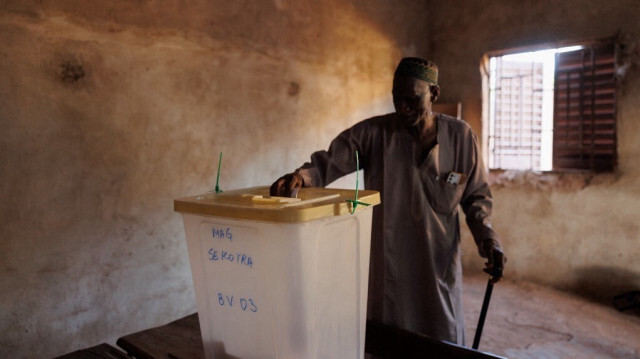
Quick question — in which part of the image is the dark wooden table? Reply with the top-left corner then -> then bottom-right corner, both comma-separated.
117,313 -> 205,359
53,343 -> 132,359
364,320 -> 507,359
115,313 -> 506,359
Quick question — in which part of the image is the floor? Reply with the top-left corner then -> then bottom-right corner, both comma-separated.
462,272 -> 640,359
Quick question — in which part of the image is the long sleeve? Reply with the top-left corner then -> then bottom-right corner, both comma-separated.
459,131 -> 500,257
297,119 -> 376,187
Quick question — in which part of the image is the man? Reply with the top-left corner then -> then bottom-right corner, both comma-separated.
271,57 -> 505,345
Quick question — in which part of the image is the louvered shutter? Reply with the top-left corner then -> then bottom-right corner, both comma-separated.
553,41 -> 617,172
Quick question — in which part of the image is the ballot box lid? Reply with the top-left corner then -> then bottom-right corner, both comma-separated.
174,186 -> 380,223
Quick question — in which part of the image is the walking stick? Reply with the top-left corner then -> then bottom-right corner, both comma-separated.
472,274 -> 494,350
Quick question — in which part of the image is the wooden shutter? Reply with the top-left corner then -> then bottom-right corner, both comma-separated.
553,41 -> 617,172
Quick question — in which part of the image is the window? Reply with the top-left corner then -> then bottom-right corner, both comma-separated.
484,39 -> 617,172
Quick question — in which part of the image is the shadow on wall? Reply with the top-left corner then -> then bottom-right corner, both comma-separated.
569,265 -> 640,315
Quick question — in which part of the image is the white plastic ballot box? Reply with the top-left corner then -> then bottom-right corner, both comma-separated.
174,186 -> 380,359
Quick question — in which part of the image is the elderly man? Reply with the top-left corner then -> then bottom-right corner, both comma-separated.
271,57 -> 505,345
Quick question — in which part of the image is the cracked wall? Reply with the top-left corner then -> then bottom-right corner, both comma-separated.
3,1 -> 640,357
0,1 -> 429,357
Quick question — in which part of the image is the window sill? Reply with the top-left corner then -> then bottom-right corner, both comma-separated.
488,169 -> 617,191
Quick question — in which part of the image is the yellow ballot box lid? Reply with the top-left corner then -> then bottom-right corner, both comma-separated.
174,186 -> 380,223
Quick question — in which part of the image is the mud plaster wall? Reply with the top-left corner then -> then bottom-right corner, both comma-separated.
426,0 -> 640,302
3,1 -> 640,357
0,1 -> 429,357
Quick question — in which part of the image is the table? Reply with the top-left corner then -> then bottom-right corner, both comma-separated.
117,313 -> 205,359
116,313 -> 506,359
53,343 -> 132,359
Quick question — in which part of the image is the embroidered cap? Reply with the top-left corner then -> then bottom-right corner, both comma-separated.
394,57 -> 438,85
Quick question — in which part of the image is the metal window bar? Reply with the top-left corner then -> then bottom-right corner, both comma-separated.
490,58 -> 543,170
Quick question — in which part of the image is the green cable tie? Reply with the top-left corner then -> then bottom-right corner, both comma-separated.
214,152 -> 223,193
346,150 -> 370,214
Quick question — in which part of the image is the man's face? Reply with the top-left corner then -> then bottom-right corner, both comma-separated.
392,75 -> 433,127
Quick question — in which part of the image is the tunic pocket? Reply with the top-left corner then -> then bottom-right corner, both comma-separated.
425,172 -> 466,214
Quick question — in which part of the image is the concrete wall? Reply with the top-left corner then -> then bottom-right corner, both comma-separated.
0,1 -> 429,357
3,0 -> 640,357
427,0 -> 640,301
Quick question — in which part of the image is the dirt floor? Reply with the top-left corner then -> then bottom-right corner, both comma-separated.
463,272 -> 640,359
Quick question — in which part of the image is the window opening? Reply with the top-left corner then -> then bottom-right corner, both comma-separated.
486,40 -> 616,172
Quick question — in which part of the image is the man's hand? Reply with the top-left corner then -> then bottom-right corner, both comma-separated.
481,238 -> 506,284
270,172 -> 304,197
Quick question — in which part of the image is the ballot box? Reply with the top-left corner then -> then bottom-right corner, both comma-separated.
174,186 -> 380,359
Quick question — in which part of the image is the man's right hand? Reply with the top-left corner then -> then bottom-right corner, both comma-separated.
270,172 -> 304,197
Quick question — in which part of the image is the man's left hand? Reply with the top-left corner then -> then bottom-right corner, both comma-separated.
481,238 -> 506,283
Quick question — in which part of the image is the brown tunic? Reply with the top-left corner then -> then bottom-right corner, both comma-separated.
297,113 -> 499,344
